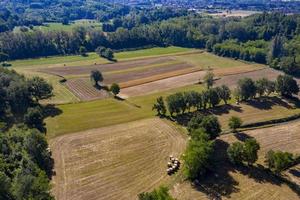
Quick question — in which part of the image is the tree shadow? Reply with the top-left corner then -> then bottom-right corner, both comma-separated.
289,169 -> 300,178
192,140 -> 240,199
245,96 -> 293,110
233,132 -> 254,142
207,104 -> 243,115
43,104 -> 63,118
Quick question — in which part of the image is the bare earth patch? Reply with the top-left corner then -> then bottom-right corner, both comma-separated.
50,118 -> 187,200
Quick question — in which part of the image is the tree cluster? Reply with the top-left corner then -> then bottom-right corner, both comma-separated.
227,139 -> 260,166
265,150 -> 298,173
0,69 -> 54,200
0,68 -> 53,130
162,85 -> 230,117
234,75 -> 299,101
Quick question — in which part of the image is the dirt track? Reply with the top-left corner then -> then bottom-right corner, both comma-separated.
50,118 -> 186,200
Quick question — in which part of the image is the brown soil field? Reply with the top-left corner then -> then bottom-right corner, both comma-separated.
65,79 -> 110,101
119,71 -> 206,98
119,65 -> 266,98
285,164 -> 300,186
39,57 -> 177,77
50,118 -> 187,200
171,119 -> 300,200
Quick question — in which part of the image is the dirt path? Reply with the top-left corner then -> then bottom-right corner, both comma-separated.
50,118 -> 187,200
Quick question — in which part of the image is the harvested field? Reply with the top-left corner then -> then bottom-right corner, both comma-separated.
119,71 -> 206,98
65,79 -> 110,101
50,118 -> 187,200
172,119 -> 300,200
215,67 -> 282,88
119,65 -> 266,98
39,57 -> 178,77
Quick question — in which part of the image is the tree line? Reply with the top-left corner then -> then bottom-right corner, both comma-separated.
0,68 -> 54,199
153,73 -> 299,118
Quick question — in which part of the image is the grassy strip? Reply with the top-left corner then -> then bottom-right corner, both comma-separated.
241,113 -> 300,129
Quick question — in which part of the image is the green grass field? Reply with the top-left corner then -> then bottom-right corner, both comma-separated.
35,20 -> 102,32
176,52 -> 254,69
45,84 -> 204,138
10,46 -> 193,69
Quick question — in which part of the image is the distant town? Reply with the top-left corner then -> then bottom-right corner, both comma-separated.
107,0 -> 300,13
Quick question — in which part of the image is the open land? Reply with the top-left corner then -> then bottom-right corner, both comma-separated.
171,119 -> 300,200
12,46 -> 300,200
50,118 -> 187,200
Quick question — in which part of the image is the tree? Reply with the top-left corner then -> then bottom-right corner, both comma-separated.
275,74 -> 299,97
90,70 -> 103,86
268,35 -> 284,64
200,115 -> 221,139
243,138 -> 260,165
237,78 -> 257,100
228,116 -> 242,132
207,88 -> 221,107
152,96 -> 167,116
138,186 -> 174,200
203,71 -> 214,89
216,85 -> 231,104
227,142 -> 244,165
166,92 -> 186,116
79,46 -> 87,56
187,114 -> 221,139
28,77 -> 53,102
96,46 -> 114,60
110,83 -> 120,96
183,134 -> 214,180
265,150 -> 295,173
24,107 -> 44,131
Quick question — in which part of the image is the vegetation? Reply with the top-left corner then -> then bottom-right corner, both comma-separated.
152,96 -> 167,116
138,186 -> 174,200
90,70 -> 103,86
203,71 -> 214,89
228,116 -> 243,132
110,83 -> 120,97
183,130 -> 214,180
265,150 -> 296,173
275,74 -> 299,97
227,139 -> 260,166
0,68 -> 54,199
96,46 -> 114,61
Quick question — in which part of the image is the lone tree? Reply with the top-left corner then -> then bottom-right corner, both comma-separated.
96,46 -> 114,61
275,74 -> 299,97
152,96 -> 167,116
243,138 -> 260,166
90,70 -> 103,86
203,71 -> 214,89
227,142 -> 244,165
265,150 -> 295,173
110,83 -> 120,96
228,116 -> 242,132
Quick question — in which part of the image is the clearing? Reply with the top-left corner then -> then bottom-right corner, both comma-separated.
50,118 -> 187,200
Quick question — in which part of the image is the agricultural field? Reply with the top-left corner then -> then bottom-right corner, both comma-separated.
171,119 -> 300,200
50,118 -> 187,200
35,20 -> 102,32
